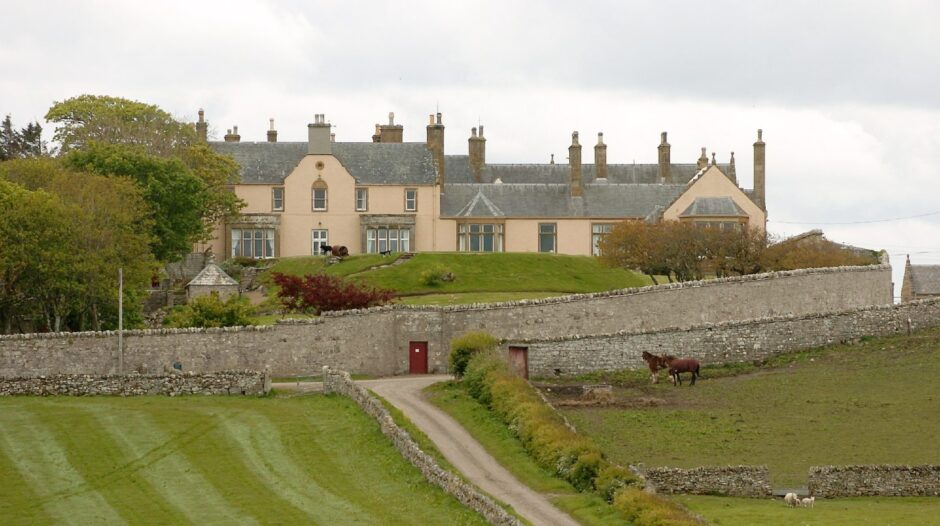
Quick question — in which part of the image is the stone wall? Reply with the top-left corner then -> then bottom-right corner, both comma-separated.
518,298 -> 940,377
644,466 -> 771,497
322,367 -> 520,526
0,264 -> 894,378
809,465 -> 940,497
0,370 -> 269,396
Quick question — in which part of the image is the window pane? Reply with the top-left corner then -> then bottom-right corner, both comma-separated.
470,224 -> 481,233
482,224 -> 494,233
483,233 -> 493,252
232,230 -> 240,257
470,235 -> 480,252
367,229 -> 376,253
401,230 -> 410,252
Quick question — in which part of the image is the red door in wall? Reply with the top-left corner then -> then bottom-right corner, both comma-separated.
409,341 -> 429,374
509,346 -> 529,379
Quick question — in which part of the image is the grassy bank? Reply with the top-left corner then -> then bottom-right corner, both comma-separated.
556,328 -> 940,487
0,395 -> 487,525
674,495 -> 940,525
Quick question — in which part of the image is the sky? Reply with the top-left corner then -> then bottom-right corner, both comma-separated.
4,0 -> 939,298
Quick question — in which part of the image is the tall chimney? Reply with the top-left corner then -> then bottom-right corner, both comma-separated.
753,129 -> 766,210
378,111 -> 403,143
196,109 -> 208,142
426,112 -> 445,186
697,147 -> 708,170
267,118 -> 277,143
308,113 -> 331,155
468,126 -> 486,182
594,132 -> 607,180
729,151 -> 737,183
658,131 -> 671,183
569,131 -> 582,196
372,123 -> 381,143
224,125 -> 240,143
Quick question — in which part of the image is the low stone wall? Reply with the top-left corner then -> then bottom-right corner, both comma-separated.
519,298 -> 940,377
809,465 -> 940,497
322,367 -> 520,526
0,370 -> 269,396
644,466 -> 772,497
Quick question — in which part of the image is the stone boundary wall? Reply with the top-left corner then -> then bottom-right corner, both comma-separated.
321,367 -> 520,526
0,370 -> 269,396
518,298 -> 940,377
0,264 -> 893,378
809,465 -> 940,497
644,466 -> 772,497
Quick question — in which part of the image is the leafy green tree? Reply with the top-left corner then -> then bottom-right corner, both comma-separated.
181,143 -> 244,225
64,143 -> 209,262
164,293 -> 254,328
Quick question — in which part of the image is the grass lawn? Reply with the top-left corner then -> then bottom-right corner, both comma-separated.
398,291 -> 566,305
426,381 -> 629,526
0,394 -> 487,526
674,495 -> 940,525
555,328 -> 940,487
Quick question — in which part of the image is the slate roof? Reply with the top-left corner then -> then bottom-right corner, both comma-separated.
908,265 -> 940,295
187,263 -> 239,287
442,183 -> 686,218
210,141 -> 437,185
679,197 -> 748,217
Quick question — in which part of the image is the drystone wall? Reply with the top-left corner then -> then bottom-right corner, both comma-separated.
519,298 -> 940,377
809,465 -> 940,497
0,264 -> 893,378
644,466 -> 772,497
0,370 -> 269,396
322,367 -> 520,526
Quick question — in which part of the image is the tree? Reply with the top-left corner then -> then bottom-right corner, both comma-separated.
761,233 -> 878,271
181,143 -> 244,226
0,114 -> 48,160
164,293 -> 254,328
64,143 -> 209,262
271,272 -> 395,314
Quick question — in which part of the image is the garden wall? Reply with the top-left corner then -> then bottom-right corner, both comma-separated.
519,298 -> 940,377
0,370 -> 269,396
809,465 -> 940,497
643,466 -> 771,497
0,264 -> 893,378
322,367 -> 520,526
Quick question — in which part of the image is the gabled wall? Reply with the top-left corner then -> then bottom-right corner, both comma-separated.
662,166 -> 766,231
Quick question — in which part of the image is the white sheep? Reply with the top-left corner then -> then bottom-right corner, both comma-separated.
801,496 -> 815,508
784,492 -> 799,507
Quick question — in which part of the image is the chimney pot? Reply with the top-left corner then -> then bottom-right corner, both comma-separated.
597,132 -> 604,145
550,153 -> 555,164
711,152 -> 717,165
388,112 -> 395,125
661,131 -> 668,145
429,114 -> 434,125
479,125 -> 484,137
758,128 -> 763,141
571,131 -> 580,145
436,112 -> 442,125
472,127 -> 477,137
233,125 -> 238,134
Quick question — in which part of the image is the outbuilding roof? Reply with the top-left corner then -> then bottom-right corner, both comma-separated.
187,263 -> 239,288
908,265 -> 940,295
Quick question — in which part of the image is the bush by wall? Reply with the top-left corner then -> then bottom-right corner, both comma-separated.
460,342 -> 702,524
449,331 -> 500,378
164,293 -> 254,328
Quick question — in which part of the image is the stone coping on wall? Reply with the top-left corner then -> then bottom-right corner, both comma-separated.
321,367 -> 521,526
0,262 -> 891,340
0,370 -> 270,396
507,296 -> 940,345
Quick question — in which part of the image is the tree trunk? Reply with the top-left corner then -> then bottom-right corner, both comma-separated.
648,274 -> 659,286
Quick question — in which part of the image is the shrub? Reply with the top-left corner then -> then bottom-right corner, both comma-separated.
595,463 -> 642,502
271,272 -> 395,314
612,487 -> 702,526
164,293 -> 254,328
420,265 -> 453,286
449,331 -> 499,378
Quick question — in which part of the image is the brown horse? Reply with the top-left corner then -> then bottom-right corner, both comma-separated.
665,357 -> 701,386
641,351 -> 675,384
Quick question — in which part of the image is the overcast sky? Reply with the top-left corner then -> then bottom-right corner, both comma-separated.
4,0 -> 939,297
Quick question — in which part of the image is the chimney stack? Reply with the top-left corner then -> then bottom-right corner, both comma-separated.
697,147 -> 708,170
711,152 -> 717,166
658,131 -> 671,183
372,124 -> 381,143
426,112 -> 445,186
307,113 -> 331,155
569,131 -> 583,197
224,125 -> 240,143
468,126 -> 486,182
267,118 -> 277,143
196,109 -> 208,142
729,151 -> 737,183
753,129 -> 766,210
378,111 -> 403,143
594,132 -> 607,180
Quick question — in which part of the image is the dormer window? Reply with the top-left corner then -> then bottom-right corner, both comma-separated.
312,179 -> 328,211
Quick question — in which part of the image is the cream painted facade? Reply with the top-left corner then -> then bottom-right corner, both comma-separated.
203,112 -> 767,260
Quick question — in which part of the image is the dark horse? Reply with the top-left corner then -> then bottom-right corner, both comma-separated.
641,351 -> 675,384
666,357 -> 701,386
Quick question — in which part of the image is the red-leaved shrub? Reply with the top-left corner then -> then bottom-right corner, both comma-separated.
271,272 -> 395,314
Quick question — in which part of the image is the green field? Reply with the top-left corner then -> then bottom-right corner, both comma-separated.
0,394 -> 487,525
557,329 -> 940,486
674,495 -> 940,525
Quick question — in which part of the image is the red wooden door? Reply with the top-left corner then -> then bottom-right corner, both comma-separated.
409,341 -> 429,374
509,346 -> 529,379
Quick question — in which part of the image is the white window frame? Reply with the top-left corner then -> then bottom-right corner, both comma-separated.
312,187 -> 328,211
538,223 -> 557,253
592,223 -> 614,256
272,187 -> 284,212
366,227 -> 411,253
355,188 -> 368,212
231,228 -> 275,259
404,188 -> 417,212
311,229 -> 329,255
458,223 -> 504,252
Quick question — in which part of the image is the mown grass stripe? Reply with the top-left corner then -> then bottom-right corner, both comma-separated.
0,436 -> 55,525
87,404 -> 257,525
29,400 -> 188,524
0,407 -> 124,525
219,410 -> 376,524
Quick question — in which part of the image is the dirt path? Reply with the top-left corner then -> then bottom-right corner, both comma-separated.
365,375 -> 579,526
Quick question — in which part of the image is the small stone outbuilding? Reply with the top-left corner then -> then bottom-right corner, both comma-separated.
901,256 -> 940,302
186,260 -> 239,300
